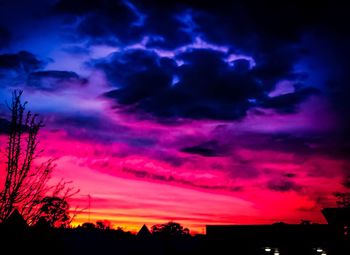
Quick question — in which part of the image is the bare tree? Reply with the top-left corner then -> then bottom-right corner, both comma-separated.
0,90 -> 78,225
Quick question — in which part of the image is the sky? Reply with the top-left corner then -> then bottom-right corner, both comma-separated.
0,0 -> 349,233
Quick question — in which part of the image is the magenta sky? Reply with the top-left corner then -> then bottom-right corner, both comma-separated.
0,0 -> 349,233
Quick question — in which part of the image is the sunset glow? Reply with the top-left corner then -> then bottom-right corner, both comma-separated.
0,0 -> 349,234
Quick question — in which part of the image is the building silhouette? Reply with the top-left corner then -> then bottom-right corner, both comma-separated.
206,207 -> 349,254
137,224 -> 152,239
3,209 -> 27,229
322,207 -> 350,239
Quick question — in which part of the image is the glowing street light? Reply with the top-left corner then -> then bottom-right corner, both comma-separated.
264,247 -> 272,252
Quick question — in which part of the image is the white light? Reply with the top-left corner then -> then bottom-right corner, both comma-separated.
321,253 -> 327,255
274,252 -> 279,255
264,247 -> 271,252
316,248 -> 323,252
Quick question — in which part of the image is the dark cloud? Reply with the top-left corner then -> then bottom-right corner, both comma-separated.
56,0 -> 340,52
50,0 -> 344,123
228,131 -> 350,161
0,117 -> 29,135
283,173 -> 296,178
55,0 -> 143,45
98,48 -> 314,121
54,0 -> 196,48
52,0 -> 349,123
181,140 -> 226,157
139,0 -> 348,47
0,51 -> 43,72
0,51 -> 43,86
267,179 -> 302,192
343,178 -> 350,189
314,35 -> 350,134
137,7 -> 194,49
100,50 -> 173,106
0,118 -> 10,134
27,71 -> 87,91
195,3 -> 309,49
0,52 -> 88,92
50,113 -> 131,143
250,46 -> 307,91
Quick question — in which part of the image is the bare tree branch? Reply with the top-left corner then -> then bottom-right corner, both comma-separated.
0,90 -> 79,226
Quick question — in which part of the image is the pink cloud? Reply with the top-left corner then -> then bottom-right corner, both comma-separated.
28,123 -> 343,233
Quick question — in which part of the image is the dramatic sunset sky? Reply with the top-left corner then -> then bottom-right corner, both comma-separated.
0,0 -> 349,233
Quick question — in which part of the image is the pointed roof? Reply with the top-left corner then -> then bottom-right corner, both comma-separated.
137,224 -> 152,238
4,209 -> 28,228
34,216 -> 51,229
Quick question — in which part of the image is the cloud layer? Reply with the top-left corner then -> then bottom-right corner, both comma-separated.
0,0 -> 349,232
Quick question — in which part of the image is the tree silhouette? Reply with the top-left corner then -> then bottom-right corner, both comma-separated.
96,221 -> 105,229
151,221 -> 190,238
0,90 -> 78,225
96,220 -> 111,230
38,196 -> 70,228
81,222 -> 95,229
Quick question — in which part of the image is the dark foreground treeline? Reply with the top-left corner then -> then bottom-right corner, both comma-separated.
0,224 -> 205,255
0,224 -> 349,255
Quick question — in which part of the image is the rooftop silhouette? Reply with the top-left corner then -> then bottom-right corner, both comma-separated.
3,209 -> 27,229
137,224 -> 152,238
